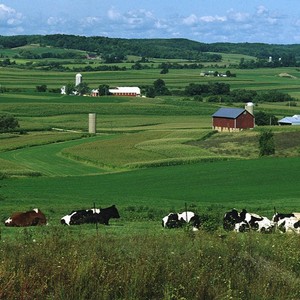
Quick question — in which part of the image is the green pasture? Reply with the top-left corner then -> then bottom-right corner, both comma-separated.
1,156 -> 300,225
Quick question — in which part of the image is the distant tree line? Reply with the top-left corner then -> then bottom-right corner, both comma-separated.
0,35 -> 221,61
2,34 -> 300,64
238,54 -> 298,69
13,50 -> 85,60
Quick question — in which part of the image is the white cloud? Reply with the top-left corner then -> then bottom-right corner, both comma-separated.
257,5 -> 268,15
182,14 -> 198,26
81,16 -> 101,26
0,4 -> 23,26
107,7 -> 122,21
47,17 -> 66,26
199,15 -> 226,23
227,11 -> 249,22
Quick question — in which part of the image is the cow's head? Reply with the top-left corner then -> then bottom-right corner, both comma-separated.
107,205 -> 120,219
4,217 -> 13,226
223,209 -> 241,231
166,213 -> 180,228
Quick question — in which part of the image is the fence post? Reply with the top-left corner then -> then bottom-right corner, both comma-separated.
94,202 -> 99,236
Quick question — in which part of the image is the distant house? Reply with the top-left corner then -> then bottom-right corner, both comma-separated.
91,89 -> 99,97
61,86 -> 66,95
108,87 -> 141,97
278,115 -> 300,125
212,107 -> 255,132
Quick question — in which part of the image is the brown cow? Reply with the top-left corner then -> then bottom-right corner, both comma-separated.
4,208 -> 47,227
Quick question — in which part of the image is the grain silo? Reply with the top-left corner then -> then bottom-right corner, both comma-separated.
88,113 -> 96,134
75,73 -> 82,86
245,102 -> 254,115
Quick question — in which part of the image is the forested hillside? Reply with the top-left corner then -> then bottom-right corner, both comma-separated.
1,34 -> 300,65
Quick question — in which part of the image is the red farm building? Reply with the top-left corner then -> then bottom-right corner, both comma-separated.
212,107 -> 255,132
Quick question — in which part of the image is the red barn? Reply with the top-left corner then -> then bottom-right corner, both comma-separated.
212,107 -> 255,132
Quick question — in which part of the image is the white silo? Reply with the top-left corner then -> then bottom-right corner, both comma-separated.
88,113 -> 96,134
245,102 -> 254,115
75,73 -> 82,86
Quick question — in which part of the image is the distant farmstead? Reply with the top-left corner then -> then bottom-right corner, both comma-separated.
109,87 -> 141,97
278,115 -> 300,125
212,107 -> 255,132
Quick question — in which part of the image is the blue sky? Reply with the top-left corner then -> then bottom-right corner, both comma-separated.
0,0 -> 300,44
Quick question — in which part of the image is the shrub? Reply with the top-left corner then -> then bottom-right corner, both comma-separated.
259,129 -> 275,156
0,114 -> 19,132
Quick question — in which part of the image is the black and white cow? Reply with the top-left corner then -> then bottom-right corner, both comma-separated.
61,205 -> 120,225
224,209 -> 274,233
277,217 -> 300,233
162,211 -> 200,231
223,209 -> 244,231
272,212 -> 296,223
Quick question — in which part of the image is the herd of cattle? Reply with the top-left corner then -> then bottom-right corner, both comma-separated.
3,206 -> 300,234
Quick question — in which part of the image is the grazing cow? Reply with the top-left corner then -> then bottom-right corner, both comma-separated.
234,221 -> 250,232
5,208 -> 47,227
224,209 -> 274,233
162,211 -> 200,231
272,212 -> 296,223
277,217 -> 300,233
253,216 -> 275,233
61,205 -> 120,225
223,209 -> 245,231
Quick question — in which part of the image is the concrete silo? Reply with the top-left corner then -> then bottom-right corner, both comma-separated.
75,73 -> 82,86
88,113 -> 96,134
245,102 -> 254,115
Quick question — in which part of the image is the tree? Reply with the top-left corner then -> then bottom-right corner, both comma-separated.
36,85 -> 47,92
76,82 -> 90,95
259,130 -> 275,156
98,84 -> 110,96
255,111 -> 278,126
145,86 -> 156,98
0,115 -> 19,132
153,79 -> 170,95
65,83 -> 75,95
160,68 -> 169,74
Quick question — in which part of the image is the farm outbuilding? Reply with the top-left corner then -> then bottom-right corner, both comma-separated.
212,107 -> 255,132
108,87 -> 141,97
278,115 -> 300,125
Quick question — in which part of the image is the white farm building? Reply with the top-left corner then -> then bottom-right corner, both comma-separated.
109,87 -> 141,97
278,115 -> 300,125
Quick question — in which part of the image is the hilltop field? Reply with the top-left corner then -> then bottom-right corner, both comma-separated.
1,39 -> 300,299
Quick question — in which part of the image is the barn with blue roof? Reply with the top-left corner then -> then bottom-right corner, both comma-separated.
212,107 -> 255,132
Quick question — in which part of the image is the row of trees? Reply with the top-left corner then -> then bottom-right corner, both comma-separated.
15,50 -> 85,60
183,83 -> 295,104
2,34 -> 300,65
238,54 -> 297,69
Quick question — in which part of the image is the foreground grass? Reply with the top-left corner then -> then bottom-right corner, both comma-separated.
1,227 -> 300,300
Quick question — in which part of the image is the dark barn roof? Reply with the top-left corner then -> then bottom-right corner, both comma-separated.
212,108 -> 246,119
